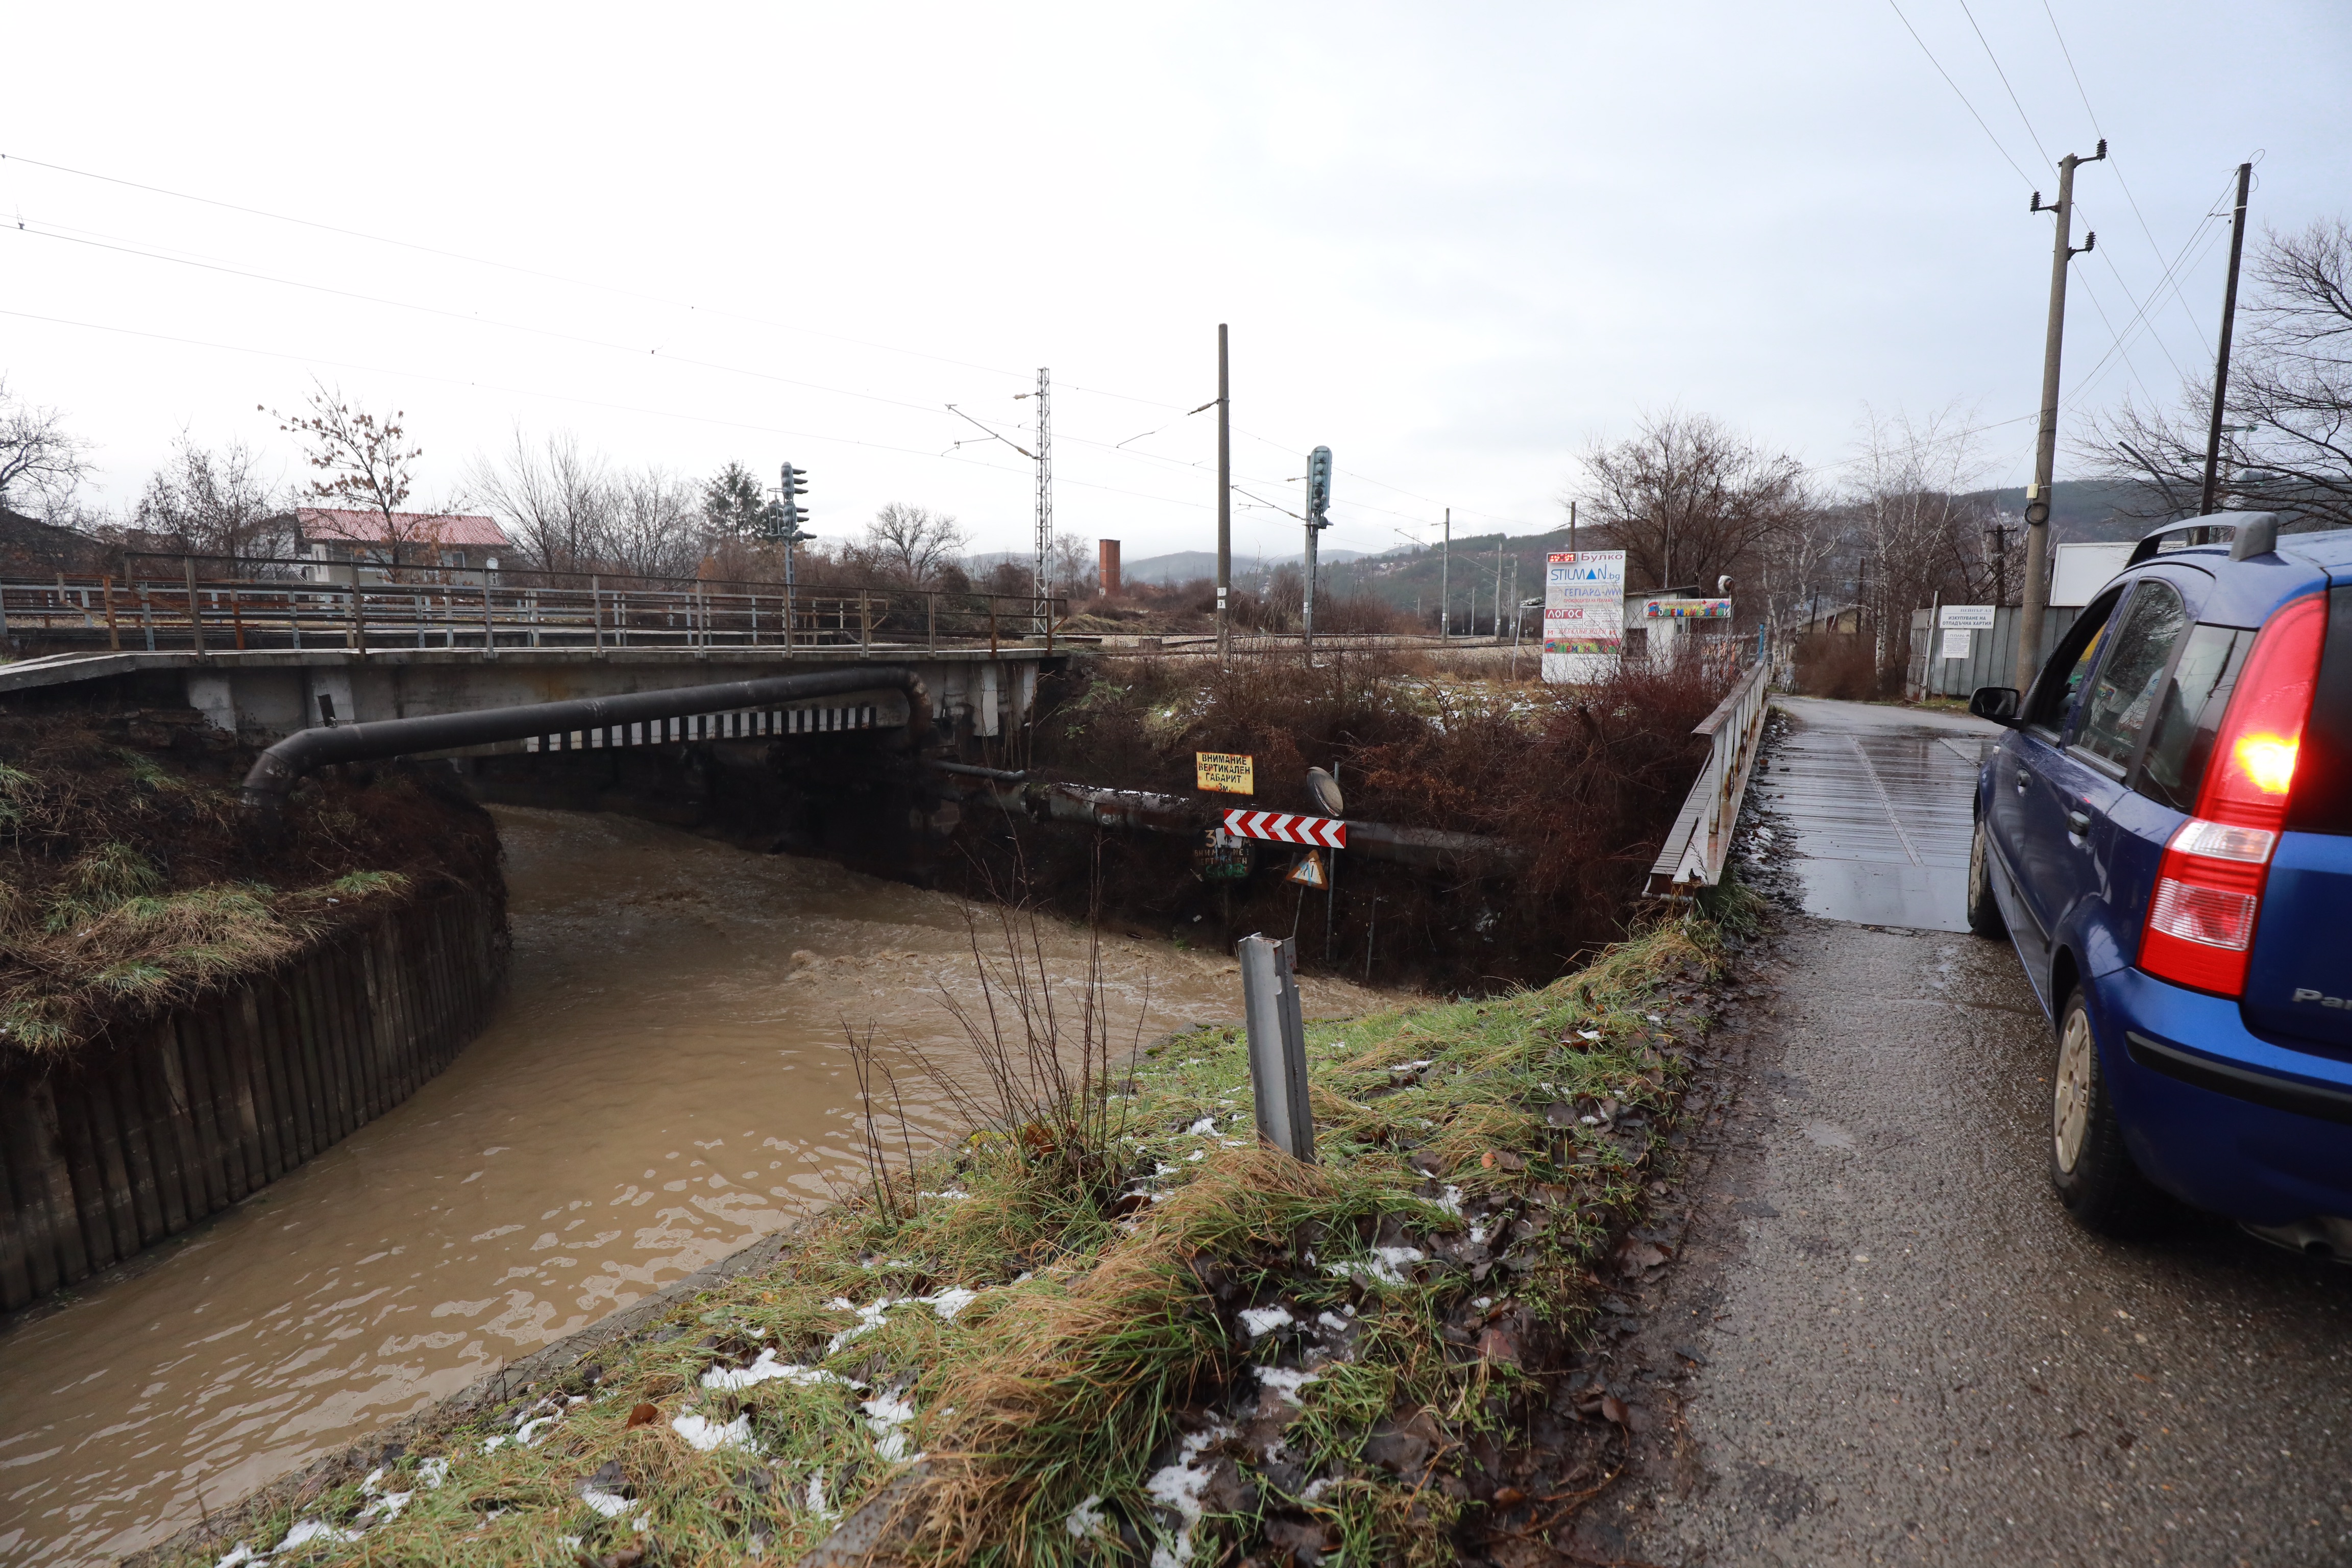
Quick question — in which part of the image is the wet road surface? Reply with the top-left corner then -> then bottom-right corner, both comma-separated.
1577,701 -> 2352,1565
1753,697 -> 2000,933
0,808 -> 1392,1564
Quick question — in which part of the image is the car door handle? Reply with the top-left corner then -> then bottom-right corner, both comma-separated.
2066,810 -> 2091,837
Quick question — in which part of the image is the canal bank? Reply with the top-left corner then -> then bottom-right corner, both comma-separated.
0,806 -> 1391,1564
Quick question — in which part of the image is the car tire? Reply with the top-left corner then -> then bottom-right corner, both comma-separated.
1966,817 -> 2007,939
2048,987 -> 2171,1236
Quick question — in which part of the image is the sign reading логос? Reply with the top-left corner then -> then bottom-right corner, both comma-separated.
1195,751 -> 1255,794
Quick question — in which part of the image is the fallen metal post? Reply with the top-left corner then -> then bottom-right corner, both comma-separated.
1239,933 -> 1315,1163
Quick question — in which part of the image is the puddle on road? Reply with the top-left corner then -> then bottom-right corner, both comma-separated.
0,807 -> 1398,1564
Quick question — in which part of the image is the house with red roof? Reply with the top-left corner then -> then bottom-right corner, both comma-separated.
270,507 -> 512,582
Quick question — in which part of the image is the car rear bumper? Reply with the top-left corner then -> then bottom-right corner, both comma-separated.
2091,966 -> 2352,1223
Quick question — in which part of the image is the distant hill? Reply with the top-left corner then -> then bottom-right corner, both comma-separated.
1962,478 -> 2150,544
1120,547 -> 1368,585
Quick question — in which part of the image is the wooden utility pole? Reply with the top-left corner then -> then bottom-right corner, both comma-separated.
1217,325 -> 1232,663
2019,139 -> 2106,684
2199,161 -> 2255,517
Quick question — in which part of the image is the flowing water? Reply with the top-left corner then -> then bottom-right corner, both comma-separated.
0,807 -> 1395,1563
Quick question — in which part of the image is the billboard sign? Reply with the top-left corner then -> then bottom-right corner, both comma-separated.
1641,597 -> 1734,620
1541,550 -> 1626,684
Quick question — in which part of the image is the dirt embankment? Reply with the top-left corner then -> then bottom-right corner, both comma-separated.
0,705 -> 502,1065
959,652 -> 1731,992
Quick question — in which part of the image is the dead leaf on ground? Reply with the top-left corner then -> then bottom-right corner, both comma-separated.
624,1403 -> 660,1429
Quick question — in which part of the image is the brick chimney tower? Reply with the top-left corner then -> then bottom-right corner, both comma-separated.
1097,538 -> 1121,598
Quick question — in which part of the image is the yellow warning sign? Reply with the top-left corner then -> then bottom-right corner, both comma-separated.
1286,849 -> 1328,888
1195,751 -> 1256,794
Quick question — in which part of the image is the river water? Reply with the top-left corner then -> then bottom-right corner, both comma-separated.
0,807 -> 1392,1563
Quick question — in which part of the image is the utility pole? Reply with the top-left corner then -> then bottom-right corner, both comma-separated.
1303,446 -> 1332,655
1217,325 -> 1232,663
2019,139 -> 2106,683
1029,369 -> 1052,636
1493,546 -> 1504,642
1439,508 -> 1451,639
1569,500 -> 1577,552
2200,161 -> 2255,517
1985,521 -> 2013,607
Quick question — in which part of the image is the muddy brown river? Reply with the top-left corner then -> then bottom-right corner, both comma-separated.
0,807 -> 1393,1564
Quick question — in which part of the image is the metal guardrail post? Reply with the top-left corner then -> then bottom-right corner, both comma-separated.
1239,933 -> 1315,1162
183,557 -> 206,656
480,582 -> 497,657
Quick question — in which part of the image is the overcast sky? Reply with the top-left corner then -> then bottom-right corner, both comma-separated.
5,2 -> 2346,564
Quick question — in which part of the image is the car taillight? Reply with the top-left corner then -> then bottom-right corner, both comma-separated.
2139,594 -> 2329,996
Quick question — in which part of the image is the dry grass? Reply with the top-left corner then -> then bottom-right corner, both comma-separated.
0,709 -> 499,1058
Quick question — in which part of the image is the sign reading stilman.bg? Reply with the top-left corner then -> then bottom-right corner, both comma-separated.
1542,549 -> 1626,684
1195,751 -> 1256,794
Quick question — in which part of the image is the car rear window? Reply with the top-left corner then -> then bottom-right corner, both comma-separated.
2136,623 -> 2253,812
2286,584 -> 2351,836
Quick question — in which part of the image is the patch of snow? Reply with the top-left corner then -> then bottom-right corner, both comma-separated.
1187,1117 -> 1217,1136
418,1457 -> 450,1489
925,1286 -> 978,1321
212,1547 -> 259,1568
1431,1185 -> 1464,1216
275,1520 -> 361,1551
1186,1149 -> 1205,1162
581,1487 -> 633,1518
516,1414 -> 558,1446
1327,1245 -> 1427,1287
1316,1311 -> 1352,1333
1143,1424 -> 1233,1568
671,1412 -> 760,1453
357,1489 -> 412,1522
805,1469 -> 837,1521
1066,1492 -> 1110,1540
703,1348 -> 852,1392
1255,1366 -> 1319,1407
862,1390 -> 919,1461
1238,1304 -> 1294,1338
1578,1028 -> 1603,1041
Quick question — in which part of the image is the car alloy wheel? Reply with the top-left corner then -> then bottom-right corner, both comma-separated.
2052,1005 -> 2096,1174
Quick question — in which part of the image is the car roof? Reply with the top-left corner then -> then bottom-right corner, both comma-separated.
2121,523 -> 2349,627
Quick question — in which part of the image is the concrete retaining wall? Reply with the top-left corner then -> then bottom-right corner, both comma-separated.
0,888 -> 506,1312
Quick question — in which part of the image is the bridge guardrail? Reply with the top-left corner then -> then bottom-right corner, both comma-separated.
0,554 -> 1069,659
1644,657 -> 1772,898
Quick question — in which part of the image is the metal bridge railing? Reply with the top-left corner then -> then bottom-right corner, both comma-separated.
1643,656 -> 1773,898
0,554 -> 1067,659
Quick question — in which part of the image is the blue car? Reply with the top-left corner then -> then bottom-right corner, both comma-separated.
1966,512 -> 2351,1250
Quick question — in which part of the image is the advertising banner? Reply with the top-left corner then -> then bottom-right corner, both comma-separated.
1640,597 -> 1734,620
1940,604 -> 1997,630
1541,550 -> 1626,684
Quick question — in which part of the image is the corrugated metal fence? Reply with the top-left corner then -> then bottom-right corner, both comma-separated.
1906,605 -> 2083,700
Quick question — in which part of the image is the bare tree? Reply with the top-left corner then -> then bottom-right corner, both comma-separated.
2079,218 -> 2352,529
467,428 -> 612,574
603,467 -> 703,580
0,377 -> 96,521
861,502 -> 969,586
1577,410 -> 1812,594
264,380 -> 452,565
1846,404 -> 1995,679
131,433 -> 288,560
1047,530 -> 1097,599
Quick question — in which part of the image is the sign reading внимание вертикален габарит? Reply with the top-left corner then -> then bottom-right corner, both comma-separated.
1542,550 -> 1626,684
1195,752 -> 1255,794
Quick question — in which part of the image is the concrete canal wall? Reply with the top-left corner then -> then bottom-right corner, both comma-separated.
0,887 -> 505,1312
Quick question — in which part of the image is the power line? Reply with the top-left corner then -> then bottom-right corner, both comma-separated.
2036,1 -> 2216,363
1953,0 -> 2054,169
1883,0 -> 2040,189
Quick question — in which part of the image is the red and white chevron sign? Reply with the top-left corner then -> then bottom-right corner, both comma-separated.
1222,809 -> 1346,848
